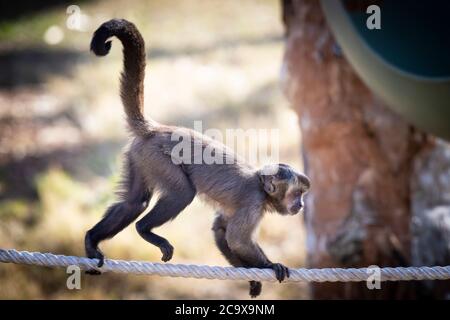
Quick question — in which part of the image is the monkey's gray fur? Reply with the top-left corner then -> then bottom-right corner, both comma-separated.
85,19 -> 310,297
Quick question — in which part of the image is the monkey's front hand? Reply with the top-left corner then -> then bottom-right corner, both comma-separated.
269,263 -> 290,283
249,281 -> 262,298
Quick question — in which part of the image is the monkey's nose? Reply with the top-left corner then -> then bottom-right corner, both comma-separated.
290,203 -> 303,215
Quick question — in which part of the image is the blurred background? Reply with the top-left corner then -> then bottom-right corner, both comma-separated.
0,0 -> 308,299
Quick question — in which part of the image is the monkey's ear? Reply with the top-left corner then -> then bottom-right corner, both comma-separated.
259,174 -> 276,195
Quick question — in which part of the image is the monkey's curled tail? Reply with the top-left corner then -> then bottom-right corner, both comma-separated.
91,19 -> 153,137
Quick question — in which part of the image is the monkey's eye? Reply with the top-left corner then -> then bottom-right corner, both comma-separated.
293,190 -> 302,198
268,182 -> 277,194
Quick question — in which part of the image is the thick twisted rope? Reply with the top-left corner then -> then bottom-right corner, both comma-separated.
1,248 -> 450,282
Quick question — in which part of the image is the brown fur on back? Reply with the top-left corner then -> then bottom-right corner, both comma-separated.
130,126 -> 265,213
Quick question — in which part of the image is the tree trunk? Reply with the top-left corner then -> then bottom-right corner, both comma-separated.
281,0 -> 450,299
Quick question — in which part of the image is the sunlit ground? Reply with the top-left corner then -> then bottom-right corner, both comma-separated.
0,0 -> 308,299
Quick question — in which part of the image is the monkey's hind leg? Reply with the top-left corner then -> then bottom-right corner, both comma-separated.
85,158 -> 151,273
212,214 -> 262,298
135,172 -> 195,262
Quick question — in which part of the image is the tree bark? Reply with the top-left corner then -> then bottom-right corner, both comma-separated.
281,0 -> 450,299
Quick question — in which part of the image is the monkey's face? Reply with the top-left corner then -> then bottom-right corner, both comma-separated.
259,164 -> 310,215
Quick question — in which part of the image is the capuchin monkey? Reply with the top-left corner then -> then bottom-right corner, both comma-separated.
85,19 -> 310,297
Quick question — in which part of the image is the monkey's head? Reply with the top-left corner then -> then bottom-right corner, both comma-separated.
258,164 -> 310,215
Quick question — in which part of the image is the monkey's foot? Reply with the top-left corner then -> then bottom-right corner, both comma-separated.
85,242 -> 105,276
159,242 -> 174,262
85,252 -> 104,275
249,281 -> 262,298
270,263 -> 290,283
